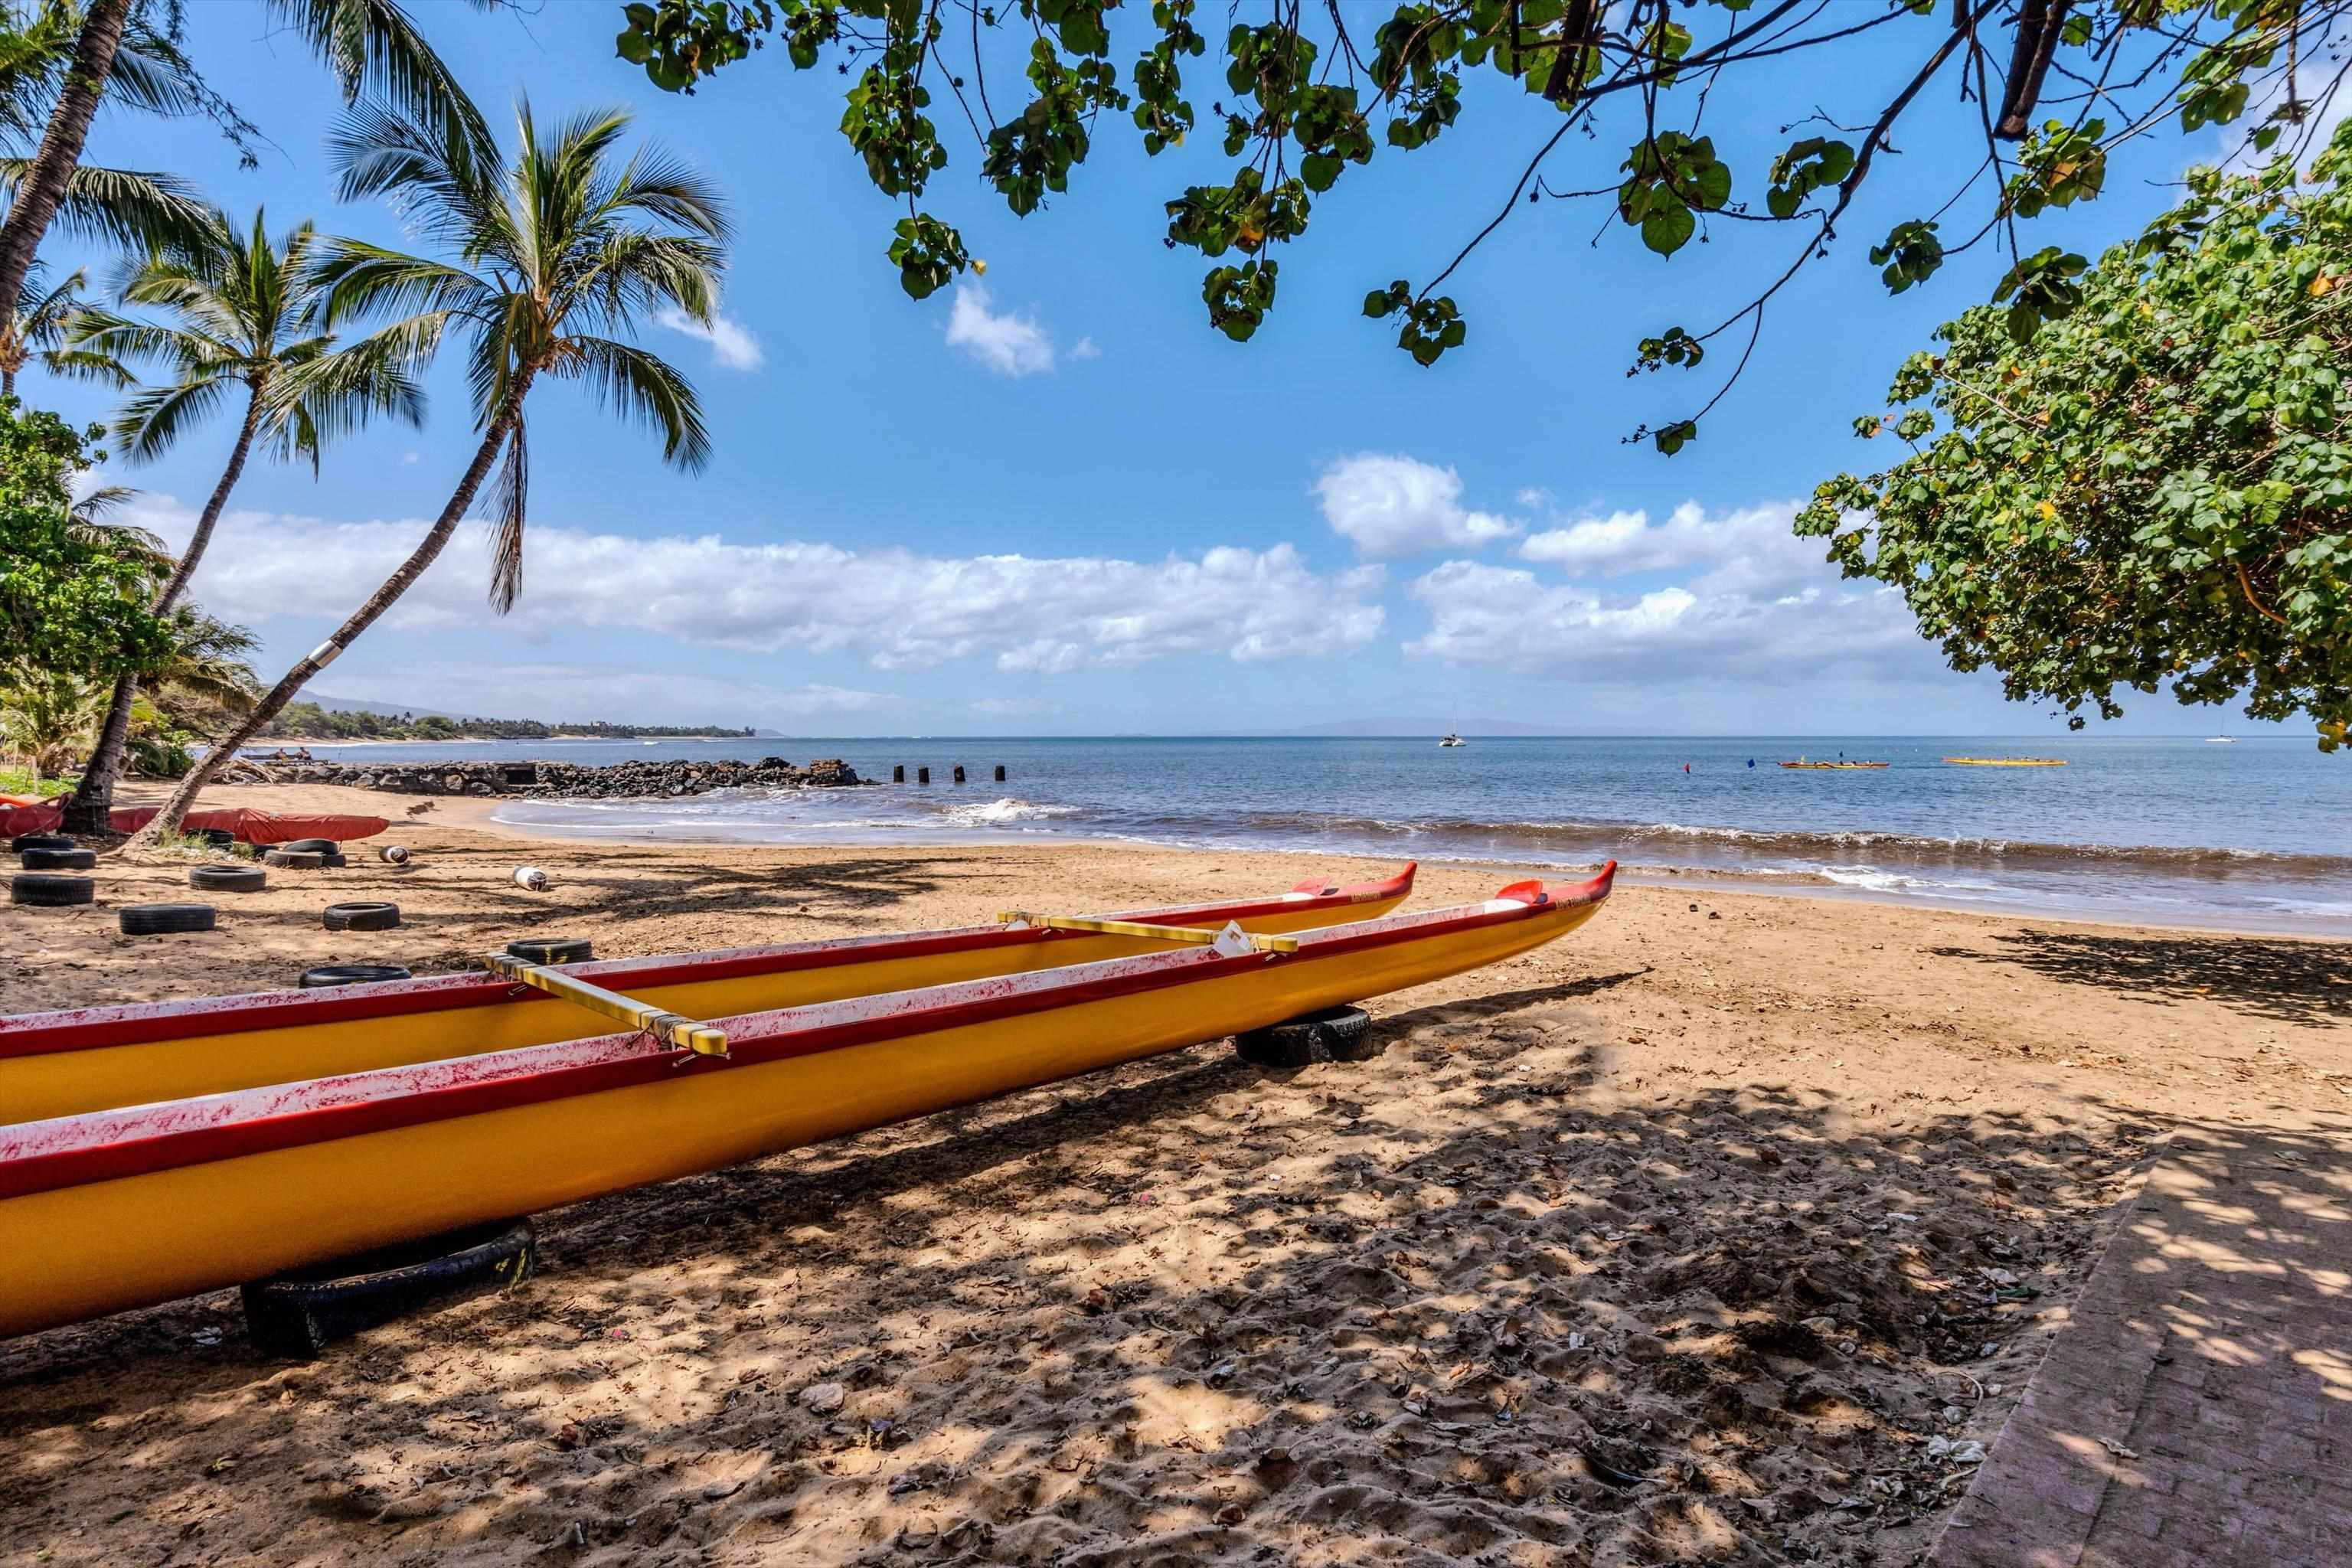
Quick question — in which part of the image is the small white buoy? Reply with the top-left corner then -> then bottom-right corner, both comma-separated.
378,844 -> 410,865
512,865 -> 549,891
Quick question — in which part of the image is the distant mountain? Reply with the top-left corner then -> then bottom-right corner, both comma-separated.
1274,717 -> 1568,737
302,691 -> 488,722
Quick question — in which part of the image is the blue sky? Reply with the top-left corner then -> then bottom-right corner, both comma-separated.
31,2 -> 2283,735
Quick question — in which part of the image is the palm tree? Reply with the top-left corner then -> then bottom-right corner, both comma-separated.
0,0 -> 494,331
136,99 -> 727,842
53,209 -> 425,831
0,666 -> 98,782
0,260 -> 113,396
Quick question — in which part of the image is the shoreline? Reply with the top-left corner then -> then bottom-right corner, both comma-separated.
466,799 -> 2350,942
116,779 -> 2347,942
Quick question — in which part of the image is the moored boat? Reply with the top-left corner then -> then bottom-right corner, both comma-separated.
0,863 -> 1614,1337
1778,760 -> 1889,769
1,866 -> 1418,1122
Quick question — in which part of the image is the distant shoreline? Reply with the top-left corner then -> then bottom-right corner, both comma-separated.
249,733 -> 754,749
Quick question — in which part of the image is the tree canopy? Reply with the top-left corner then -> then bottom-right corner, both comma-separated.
0,398 -> 170,679
1796,129 -> 2352,750
613,0 -> 2347,450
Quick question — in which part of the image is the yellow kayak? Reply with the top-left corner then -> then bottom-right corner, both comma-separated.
1942,756 -> 2069,766
0,864 -> 1615,1337
0,866 -> 1416,1123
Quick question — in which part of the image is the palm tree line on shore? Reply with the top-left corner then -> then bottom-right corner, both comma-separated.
0,1 -> 730,839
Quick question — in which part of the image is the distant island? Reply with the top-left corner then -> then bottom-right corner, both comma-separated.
258,702 -> 754,743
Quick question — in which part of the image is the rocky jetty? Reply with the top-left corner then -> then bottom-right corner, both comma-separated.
247,756 -> 867,799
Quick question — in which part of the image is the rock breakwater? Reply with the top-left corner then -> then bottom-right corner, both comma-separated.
245,756 -> 867,799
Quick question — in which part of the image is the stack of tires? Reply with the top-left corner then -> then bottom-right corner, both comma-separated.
11,832 -> 93,910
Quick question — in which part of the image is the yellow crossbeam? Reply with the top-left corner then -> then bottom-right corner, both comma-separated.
484,952 -> 730,1057
995,911 -> 1299,955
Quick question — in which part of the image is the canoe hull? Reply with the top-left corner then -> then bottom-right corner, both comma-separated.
0,870 -> 1607,1337
2,868 -> 1416,1122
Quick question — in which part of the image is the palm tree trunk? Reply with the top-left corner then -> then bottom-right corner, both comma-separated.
0,0 -> 129,316
136,381 -> 533,844
2,367 -> 15,399
60,387 -> 266,835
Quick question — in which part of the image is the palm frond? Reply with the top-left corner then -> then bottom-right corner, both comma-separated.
596,144 -> 730,242
0,158 -> 220,256
105,25 -> 208,120
309,236 -> 496,330
17,263 -> 89,336
63,493 -> 172,571
564,231 -> 723,335
67,305 -> 237,373
264,327 -> 428,470
70,485 -> 142,523
111,374 -> 235,463
328,99 -> 506,251
265,0 -> 497,167
39,346 -> 136,387
561,335 -> 710,472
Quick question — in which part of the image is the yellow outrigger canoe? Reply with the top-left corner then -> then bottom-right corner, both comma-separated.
0,863 -> 1614,1337
1,867 -> 1418,1124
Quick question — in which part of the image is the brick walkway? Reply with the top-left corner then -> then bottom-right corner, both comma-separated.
1934,1122 -> 2351,1568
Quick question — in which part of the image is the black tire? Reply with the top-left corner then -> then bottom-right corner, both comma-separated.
263,849 -> 325,869
11,832 -> 74,853
21,847 -> 96,871
198,827 -> 239,848
11,873 -> 94,907
299,963 -> 412,988
322,900 -> 400,932
189,864 -> 267,893
242,1219 -> 537,1359
279,838 -> 338,854
119,902 -> 217,936
505,936 -> 593,965
318,851 -> 348,868
1235,1005 -> 1377,1068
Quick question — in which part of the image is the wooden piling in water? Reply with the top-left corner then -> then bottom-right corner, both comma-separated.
952,765 -> 966,784
917,766 -> 929,784
994,764 -> 1006,782
893,764 -> 904,783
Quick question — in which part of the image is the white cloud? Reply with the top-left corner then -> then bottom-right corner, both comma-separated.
1518,500 -> 1830,601
1408,499 -> 1922,678
654,306 -> 766,371
1315,453 -> 1520,559
400,451 -> 421,466
1070,336 -> 1100,361
946,283 -> 1059,377
136,495 -> 1386,675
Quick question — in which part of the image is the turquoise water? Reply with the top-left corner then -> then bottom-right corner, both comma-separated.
289,734 -> 2351,934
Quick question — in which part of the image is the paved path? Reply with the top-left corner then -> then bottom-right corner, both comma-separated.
1934,1121 -> 2351,1568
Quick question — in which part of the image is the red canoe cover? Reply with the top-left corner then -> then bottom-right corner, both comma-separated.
0,803 -> 388,844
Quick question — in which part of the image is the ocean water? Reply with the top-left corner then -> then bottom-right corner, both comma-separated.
285,734 -> 2352,935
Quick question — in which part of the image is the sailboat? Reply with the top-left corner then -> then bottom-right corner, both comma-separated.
1439,731 -> 1465,747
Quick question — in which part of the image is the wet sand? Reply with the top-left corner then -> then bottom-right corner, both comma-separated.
3,781 -> 2347,1566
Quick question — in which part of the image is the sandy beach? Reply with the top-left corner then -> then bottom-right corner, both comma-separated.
4,780 -> 2347,1566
